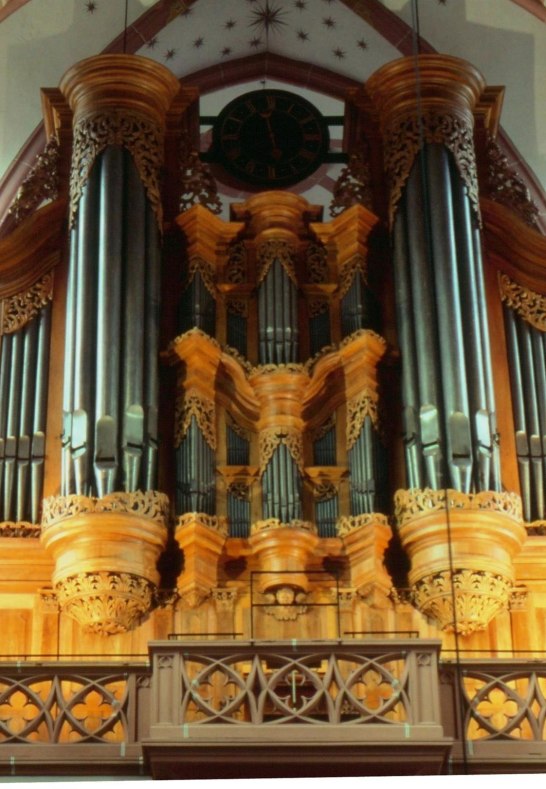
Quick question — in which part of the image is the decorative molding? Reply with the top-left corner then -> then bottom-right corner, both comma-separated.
339,254 -> 367,300
0,521 -> 42,538
226,298 -> 248,318
305,242 -> 329,284
257,238 -> 298,286
227,482 -> 251,501
69,111 -> 164,228
176,512 -> 228,537
41,490 -> 169,528
527,520 -> 546,535
259,428 -> 304,475
225,241 -> 248,284
186,255 -> 217,296
262,587 -> 308,621
211,587 -> 238,612
179,133 -> 222,216
412,569 -> 512,636
251,518 -> 316,535
498,271 -> 546,333
6,138 -> 60,227
346,387 -> 380,448
394,488 -> 523,528
307,297 -> 329,318
383,112 -> 479,226
508,584 -> 529,612
174,391 -> 216,450
330,151 -> 373,218
1,272 -> 53,335
337,513 -> 390,538
487,138 -> 540,230
55,571 -> 155,635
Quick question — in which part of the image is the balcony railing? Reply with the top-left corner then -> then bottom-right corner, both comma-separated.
2,644 -> 546,776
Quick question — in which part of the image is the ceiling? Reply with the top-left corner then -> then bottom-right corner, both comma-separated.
0,0 -> 545,219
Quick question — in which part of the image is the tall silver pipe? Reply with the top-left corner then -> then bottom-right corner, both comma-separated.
274,258 -> 285,363
392,212 -> 424,489
144,203 -> 160,490
31,304 -> 51,523
95,146 -> 123,496
4,330 -> 23,519
122,151 -> 146,491
0,334 -> 12,516
62,226 -> 78,496
517,318 -> 543,519
532,329 -> 546,520
16,318 -> 38,521
406,157 -> 446,489
426,144 -> 472,491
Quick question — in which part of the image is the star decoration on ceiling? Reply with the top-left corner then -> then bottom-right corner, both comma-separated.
85,1 -> 97,12
225,19 -> 237,29
323,17 -> 336,28
165,48 -> 176,60
168,1 -> 192,23
249,36 -> 263,48
146,36 -> 158,49
222,47 -> 232,56
250,1 -> 288,36
357,39 -> 368,50
294,0 -> 307,9
194,37 -> 204,48
297,30 -> 309,41
333,47 -> 345,59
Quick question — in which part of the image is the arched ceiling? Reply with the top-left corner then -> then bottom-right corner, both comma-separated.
0,0 -> 545,218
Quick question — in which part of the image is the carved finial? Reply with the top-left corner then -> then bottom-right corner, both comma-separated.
330,151 -> 373,217
179,134 -> 222,215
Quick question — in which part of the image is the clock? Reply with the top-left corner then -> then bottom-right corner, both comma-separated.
212,89 -> 330,187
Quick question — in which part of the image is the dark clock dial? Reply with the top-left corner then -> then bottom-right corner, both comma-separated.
213,89 -> 329,187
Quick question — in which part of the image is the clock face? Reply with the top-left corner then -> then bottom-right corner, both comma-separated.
213,89 -> 329,187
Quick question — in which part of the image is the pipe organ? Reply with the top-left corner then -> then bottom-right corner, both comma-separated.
1,52 -> 546,659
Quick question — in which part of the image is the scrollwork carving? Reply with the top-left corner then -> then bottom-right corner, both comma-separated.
225,241 -> 248,284
69,111 -> 164,228
259,428 -> 304,475
339,255 -> 367,300
41,490 -> 169,528
498,272 -> 546,333
1,272 -> 54,335
179,133 -> 222,215
0,521 -> 41,538
257,239 -> 298,286
384,111 -> 479,226
305,242 -> 329,284
346,388 -> 379,449
394,488 -> 523,527
486,138 -> 540,230
187,255 -> 216,298
176,513 -> 229,537
227,482 -> 251,501
251,518 -> 316,534
308,298 -> 329,318
337,513 -> 389,537
174,392 -> 216,450
330,151 -> 373,217
6,138 -> 60,227
226,299 -> 248,317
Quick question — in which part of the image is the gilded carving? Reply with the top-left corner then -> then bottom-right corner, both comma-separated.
225,241 -> 248,284
346,388 -> 379,449
330,151 -> 373,218
262,587 -> 308,621
305,242 -> 329,284
226,412 -> 250,441
308,298 -> 329,318
339,255 -> 367,300
179,134 -> 222,216
384,112 -> 479,226
251,518 -> 316,534
6,138 -> 60,227
508,584 -> 528,612
226,299 -> 248,317
337,513 -> 389,537
41,490 -> 169,528
0,521 -> 41,538
176,513 -> 229,537
69,111 -> 164,228
257,239 -> 298,286
412,569 -> 512,635
1,272 -> 54,335
486,139 -> 540,230
54,571 -> 155,635
187,255 -> 217,298
311,481 -> 338,502
259,428 -> 304,474
394,488 -> 523,527
174,392 -> 216,450
311,414 -> 336,443
227,482 -> 250,501
498,272 -> 546,333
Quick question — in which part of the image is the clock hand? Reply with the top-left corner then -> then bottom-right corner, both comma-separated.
260,111 -> 282,160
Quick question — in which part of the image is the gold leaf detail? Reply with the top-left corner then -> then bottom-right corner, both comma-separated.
257,239 -> 298,286
337,513 -> 389,537
174,392 -> 216,450
6,138 -> 60,227
69,111 -> 164,228
1,273 -> 53,335
330,151 -> 373,217
384,111 -> 479,227
225,241 -> 248,284
487,139 -> 540,230
176,513 -> 228,536
259,428 -> 304,475
179,134 -> 222,215
346,388 -> 379,448
41,491 -> 169,528
499,272 -> 546,332
187,256 -> 216,298
306,242 -> 329,283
